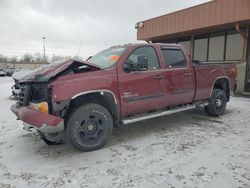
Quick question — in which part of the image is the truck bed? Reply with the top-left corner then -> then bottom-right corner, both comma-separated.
193,62 -> 237,101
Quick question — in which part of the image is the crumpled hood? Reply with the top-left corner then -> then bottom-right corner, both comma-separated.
12,69 -> 37,81
19,59 -> 101,83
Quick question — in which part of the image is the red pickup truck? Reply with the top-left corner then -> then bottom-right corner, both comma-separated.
11,43 -> 237,151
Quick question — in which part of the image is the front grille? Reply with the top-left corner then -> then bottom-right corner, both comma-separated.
17,83 -> 48,107
18,85 -> 30,107
29,84 -> 48,103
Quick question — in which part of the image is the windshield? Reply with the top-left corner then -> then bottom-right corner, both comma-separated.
87,47 -> 127,69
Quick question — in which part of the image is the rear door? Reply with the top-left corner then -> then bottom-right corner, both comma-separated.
118,46 -> 166,115
160,47 -> 195,106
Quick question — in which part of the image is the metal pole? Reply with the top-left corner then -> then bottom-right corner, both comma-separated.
42,37 -> 46,63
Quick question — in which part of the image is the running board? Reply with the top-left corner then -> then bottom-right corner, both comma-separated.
122,104 -> 196,125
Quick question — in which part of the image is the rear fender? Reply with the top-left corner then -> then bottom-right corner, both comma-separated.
210,77 -> 231,101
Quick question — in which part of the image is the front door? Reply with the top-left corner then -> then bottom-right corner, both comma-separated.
118,46 -> 166,116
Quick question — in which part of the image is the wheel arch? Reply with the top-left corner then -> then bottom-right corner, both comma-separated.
211,77 -> 230,101
67,90 -> 120,127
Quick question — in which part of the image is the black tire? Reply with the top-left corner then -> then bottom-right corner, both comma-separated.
38,131 -> 64,145
205,89 -> 227,117
41,136 -> 59,145
66,103 -> 113,151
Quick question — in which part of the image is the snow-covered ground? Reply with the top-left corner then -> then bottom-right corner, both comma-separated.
0,77 -> 250,188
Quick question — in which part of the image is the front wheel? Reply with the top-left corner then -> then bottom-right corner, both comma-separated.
66,103 -> 113,151
38,131 -> 64,145
205,89 -> 227,117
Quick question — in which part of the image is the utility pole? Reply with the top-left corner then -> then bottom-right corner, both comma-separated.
42,37 -> 46,63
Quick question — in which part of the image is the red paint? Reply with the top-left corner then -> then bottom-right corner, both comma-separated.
51,43 -> 236,116
11,104 -> 63,127
12,43 -> 237,130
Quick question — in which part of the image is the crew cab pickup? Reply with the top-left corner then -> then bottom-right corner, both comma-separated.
11,43 -> 237,151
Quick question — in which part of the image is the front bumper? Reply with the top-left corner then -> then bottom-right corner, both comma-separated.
11,104 -> 64,134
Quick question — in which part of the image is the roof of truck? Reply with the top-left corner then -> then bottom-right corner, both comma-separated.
110,43 -> 182,48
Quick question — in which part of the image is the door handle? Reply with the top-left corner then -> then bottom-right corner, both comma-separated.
153,75 -> 165,80
184,72 -> 193,77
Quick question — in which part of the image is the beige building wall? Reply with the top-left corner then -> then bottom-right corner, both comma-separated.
236,62 -> 246,93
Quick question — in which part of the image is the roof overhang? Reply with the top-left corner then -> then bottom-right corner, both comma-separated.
137,0 -> 250,41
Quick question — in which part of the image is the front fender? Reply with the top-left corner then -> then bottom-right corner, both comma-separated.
50,72 -> 119,103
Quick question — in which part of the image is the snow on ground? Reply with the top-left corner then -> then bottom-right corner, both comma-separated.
0,77 -> 250,188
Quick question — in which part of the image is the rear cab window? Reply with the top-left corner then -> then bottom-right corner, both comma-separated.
161,47 -> 187,68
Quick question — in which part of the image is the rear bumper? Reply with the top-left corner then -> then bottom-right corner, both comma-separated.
11,104 -> 64,134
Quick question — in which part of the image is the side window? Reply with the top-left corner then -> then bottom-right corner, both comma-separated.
161,49 -> 187,68
126,47 -> 160,71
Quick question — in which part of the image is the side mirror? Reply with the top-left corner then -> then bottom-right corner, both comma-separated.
123,61 -> 133,72
123,55 -> 148,72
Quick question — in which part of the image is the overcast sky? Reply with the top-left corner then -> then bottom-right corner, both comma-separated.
0,0 -> 210,59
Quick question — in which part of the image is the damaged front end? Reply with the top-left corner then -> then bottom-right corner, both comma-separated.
11,82 -> 65,134
11,59 -> 100,135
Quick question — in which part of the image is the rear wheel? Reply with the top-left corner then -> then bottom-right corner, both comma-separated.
66,103 -> 113,151
205,89 -> 227,117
